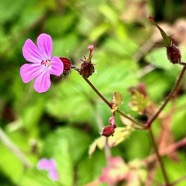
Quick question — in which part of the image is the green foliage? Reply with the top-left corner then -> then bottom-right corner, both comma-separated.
77,151 -> 106,185
1,0 -> 186,185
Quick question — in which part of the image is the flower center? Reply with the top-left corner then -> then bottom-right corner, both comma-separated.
41,60 -> 51,67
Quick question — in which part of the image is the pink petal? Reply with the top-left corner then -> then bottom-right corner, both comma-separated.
37,158 -> 56,171
47,159 -> 56,171
37,158 -> 49,170
22,39 -> 43,63
48,170 -> 59,181
49,56 -> 64,76
37,33 -> 52,59
34,71 -> 51,93
20,63 -> 42,83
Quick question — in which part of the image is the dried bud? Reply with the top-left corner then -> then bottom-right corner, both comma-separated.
79,61 -> 95,78
59,57 -> 72,74
101,125 -> 115,137
166,45 -> 181,64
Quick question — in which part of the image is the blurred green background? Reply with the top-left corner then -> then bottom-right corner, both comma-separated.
0,0 -> 186,185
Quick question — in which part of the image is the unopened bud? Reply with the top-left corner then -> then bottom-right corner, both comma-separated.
59,57 -> 72,74
166,45 -> 181,64
101,125 -> 115,137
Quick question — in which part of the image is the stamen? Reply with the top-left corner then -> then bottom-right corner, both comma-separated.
41,60 -> 51,67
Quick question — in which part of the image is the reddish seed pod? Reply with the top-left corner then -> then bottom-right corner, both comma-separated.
166,45 -> 181,64
79,61 -> 95,78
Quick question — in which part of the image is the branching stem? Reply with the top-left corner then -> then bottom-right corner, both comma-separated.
146,66 -> 186,128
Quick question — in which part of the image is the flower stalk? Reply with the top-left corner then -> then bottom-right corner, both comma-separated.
146,65 -> 186,128
148,128 -> 170,185
82,76 -> 144,129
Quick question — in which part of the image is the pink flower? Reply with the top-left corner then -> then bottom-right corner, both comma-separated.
20,33 -> 64,93
37,158 -> 59,181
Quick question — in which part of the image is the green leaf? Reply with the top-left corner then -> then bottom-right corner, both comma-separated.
0,143 -> 23,184
20,169 -> 58,186
77,151 -> 106,186
145,48 -> 173,70
124,130 -> 151,159
99,4 -> 118,26
53,139 -> 73,186
129,90 -> 151,114
90,23 -> 110,42
43,127 -> 91,164
89,127 -> 132,156
111,92 -> 123,113
46,59 -> 138,123
149,16 -> 171,47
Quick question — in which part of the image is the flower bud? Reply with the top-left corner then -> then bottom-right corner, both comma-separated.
59,57 -> 72,74
101,125 -> 115,137
166,45 -> 181,64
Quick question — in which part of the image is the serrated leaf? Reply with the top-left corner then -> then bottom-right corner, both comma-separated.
111,92 -> 122,113
89,127 -> 132,156
129,90 -> 150,114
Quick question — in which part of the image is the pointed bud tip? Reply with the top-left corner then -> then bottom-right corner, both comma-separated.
148,16 -> 155,23
88,45 -> 94,50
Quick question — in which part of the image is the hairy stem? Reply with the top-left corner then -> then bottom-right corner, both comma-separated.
148,128 -> 170,185
146,66 -> 186,128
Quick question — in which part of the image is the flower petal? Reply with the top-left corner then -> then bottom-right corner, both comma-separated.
20,63 -> 42,83
22,39 -> 43,63
37,158 -> 56,170
37,158 -> 50,170
37,33 -> 52,59
48,170 -> 59,181
34,71 -> 51,93
49,56 -> 64,76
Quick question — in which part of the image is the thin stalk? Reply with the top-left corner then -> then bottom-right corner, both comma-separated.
94,105 -> 111,159
146,66 -> 186,128
83,76 -> 144,128
116,109 -> 144,129
0,128 -> 32,168
83,77 -> 112,108
149,128 -> 170,185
